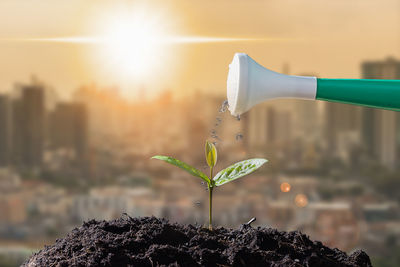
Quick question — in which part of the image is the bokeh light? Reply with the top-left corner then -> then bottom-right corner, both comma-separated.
295,194 -> 308,207
280,182 -> 291,192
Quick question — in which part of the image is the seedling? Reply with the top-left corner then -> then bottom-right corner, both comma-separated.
152,140 -> 267,230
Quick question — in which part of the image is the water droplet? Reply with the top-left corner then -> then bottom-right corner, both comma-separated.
211,135 -> 220,140
236,114 -> 241,121
236,133 -> 243,141
219,100 -> 229,113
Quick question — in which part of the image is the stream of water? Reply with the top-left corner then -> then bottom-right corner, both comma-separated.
197,100 -> 245,203
210,99 -> 244,147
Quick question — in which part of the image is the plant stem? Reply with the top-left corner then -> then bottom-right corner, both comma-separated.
209,167 -> 213,230
209,185 -> 213,230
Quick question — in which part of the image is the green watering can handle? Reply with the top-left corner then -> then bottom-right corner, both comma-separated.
316,78 -> 400,111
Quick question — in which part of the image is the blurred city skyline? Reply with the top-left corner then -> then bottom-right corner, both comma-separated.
1,1 -> 400,266
0,0 -> 399,99
1,56 -> 400,267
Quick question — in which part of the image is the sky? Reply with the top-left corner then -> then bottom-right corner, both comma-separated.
0,0 -> 399,99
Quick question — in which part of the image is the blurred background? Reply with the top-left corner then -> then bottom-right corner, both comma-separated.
0,0 -> 400,266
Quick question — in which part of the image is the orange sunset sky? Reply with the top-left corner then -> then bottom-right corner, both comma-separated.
0,0 -> 399,99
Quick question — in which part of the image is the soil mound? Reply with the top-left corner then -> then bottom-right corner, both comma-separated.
23,216 -> 371,267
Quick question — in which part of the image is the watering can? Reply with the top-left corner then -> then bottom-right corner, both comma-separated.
226,53 -> 400,116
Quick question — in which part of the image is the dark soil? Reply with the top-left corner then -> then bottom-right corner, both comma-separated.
23,216 -> 372,267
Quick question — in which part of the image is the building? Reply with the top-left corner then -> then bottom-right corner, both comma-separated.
293,74 -> 322,142
49,102 -> 89,160
246,104 -> 293,149
0,95 -> 12,166
294,100 -> 320,141
12,85 -> 45,168
363,57 -> 400,78
361,57 -> 400,168
324,102 -> 362,159
73,85 -> 133,141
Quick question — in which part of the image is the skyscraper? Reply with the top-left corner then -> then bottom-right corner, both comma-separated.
324,102 -> 362,153
293,74 -> 323,143
49,102 -> 88,160
0,95 -> 12,166
245,104 -> 292,149
362,57 -> 400,78
13,85 -> 45,168
361,57 -> 400,168
245,104 -> 271,149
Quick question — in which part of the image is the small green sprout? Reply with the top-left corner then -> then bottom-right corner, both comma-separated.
152,140 -> 268,230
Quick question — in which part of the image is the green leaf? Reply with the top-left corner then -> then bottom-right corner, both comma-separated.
205,140 -> 217,168
214,158 -> 268,187
152,155 -> 210,184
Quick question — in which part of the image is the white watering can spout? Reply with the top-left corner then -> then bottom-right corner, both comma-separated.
226,53 -> 317,116
226,53 -> 400,116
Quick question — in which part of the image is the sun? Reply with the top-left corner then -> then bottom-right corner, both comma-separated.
99,9 -> 168,80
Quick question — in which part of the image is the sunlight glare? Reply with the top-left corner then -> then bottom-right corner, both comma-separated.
101,10 -> 167,79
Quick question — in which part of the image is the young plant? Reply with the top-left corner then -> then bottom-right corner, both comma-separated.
152,140 -> 267,230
